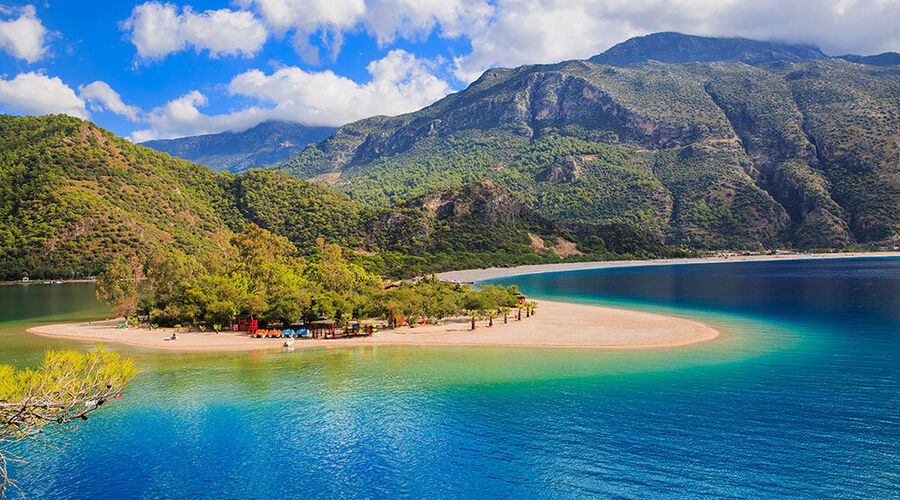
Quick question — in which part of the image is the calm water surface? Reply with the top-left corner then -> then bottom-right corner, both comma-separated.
2,258 -> 898,498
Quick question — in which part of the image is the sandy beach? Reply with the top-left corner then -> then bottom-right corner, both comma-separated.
26,252 -> 900,352
436,251 -> 900,282
27,299 -> 719,352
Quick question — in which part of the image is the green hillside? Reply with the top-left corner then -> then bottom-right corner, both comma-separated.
0,115 -> 237,279
0,115 -> 671,280
279,38 -> 900,250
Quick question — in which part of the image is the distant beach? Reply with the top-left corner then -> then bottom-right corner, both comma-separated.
437,251 -> 900,282
27,299 -> 719,352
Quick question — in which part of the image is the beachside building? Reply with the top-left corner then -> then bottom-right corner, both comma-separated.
309,319 -> 337,339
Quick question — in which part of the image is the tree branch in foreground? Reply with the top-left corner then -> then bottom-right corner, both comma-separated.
0,346 -> 136,496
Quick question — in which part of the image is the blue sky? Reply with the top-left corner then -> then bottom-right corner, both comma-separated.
0,0 -> 898,142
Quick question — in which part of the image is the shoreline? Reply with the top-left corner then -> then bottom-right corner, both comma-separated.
21,252 -> 899,354
1,278 -> 95,287
436,251 -> 900,282
26,299 -> 719,352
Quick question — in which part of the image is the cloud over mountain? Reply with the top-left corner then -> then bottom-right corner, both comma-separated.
130,49 -> 450,141
0,72 -> 87,118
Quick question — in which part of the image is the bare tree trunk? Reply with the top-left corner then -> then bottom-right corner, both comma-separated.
489,315 -> 493,327
471,316 -> 476,330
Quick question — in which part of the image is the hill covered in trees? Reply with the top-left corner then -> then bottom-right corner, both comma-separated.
279,32 -> 900,250
140,121 -> 337,173
0,115 -> 671,280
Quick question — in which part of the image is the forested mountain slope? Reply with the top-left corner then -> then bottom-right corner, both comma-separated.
0,115 -> 238,278
279,33 -> 900,249
0,115 -> 669,279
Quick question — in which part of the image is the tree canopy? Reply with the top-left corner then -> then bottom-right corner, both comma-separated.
98,225 -> 523,330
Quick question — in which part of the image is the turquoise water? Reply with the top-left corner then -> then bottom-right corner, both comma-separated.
2,258 -> 899,497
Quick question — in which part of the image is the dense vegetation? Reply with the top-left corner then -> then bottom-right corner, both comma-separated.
0,114 -> 237,280
98,224 -> 523,330
279,34 -> 900,250
0,115 -> 672,280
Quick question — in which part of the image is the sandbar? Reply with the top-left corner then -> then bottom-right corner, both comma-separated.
27,300 -> 719,352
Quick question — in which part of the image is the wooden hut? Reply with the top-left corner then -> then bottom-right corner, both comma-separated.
309,319 -> 337,339
237,315 -> 257,332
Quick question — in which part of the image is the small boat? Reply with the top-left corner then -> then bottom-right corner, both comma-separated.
283,338 -> 294,347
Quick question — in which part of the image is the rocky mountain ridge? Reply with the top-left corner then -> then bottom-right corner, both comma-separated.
278,33 -> 900,249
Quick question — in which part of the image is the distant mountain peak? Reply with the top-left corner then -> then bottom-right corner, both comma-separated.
140,120 -> 337,173
838,51 -> 900,67
590,32 -> 827,67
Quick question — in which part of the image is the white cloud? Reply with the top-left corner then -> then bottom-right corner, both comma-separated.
0,72 -> 88,118
452,1 -> 637,82
0,5 -> 49,62
234,0 -> 900,82
129,90 -> 272,142
236,0 -> 365,64
122,2 -> 268,60
79,81 -> 142,121
451,0 -> 900,82
363,0 -> 493,45
238,0 -> 491,63
231,49 -> 450,123
130,49 -> 451,141
240,0 -> 365,33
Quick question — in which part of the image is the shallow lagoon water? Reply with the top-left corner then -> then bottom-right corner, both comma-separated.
2,258 -> 899,498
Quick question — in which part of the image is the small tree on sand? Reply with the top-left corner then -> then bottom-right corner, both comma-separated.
469,310 -> 481,330
498,306 -> 511,324
0,347 -> 136,495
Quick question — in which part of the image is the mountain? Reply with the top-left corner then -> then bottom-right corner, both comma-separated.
589,32 -> 826,66
140,121 -> 337,172
0,114 -> 238,279
278,33 -> 900,249
0,115 -> 669,280
227,170 -> 670,276
838,52 -> 900,67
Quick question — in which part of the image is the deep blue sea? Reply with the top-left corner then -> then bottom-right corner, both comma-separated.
2,257 -> 898,498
